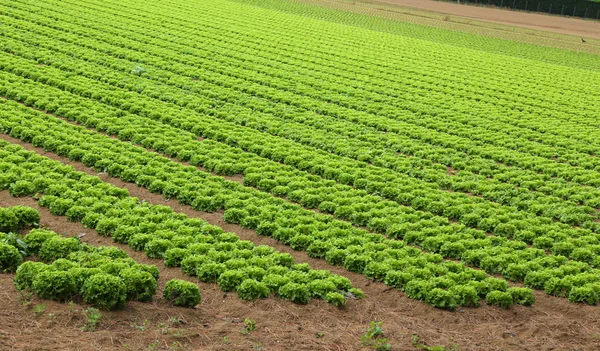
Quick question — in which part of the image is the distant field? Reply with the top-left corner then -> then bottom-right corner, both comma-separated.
307,0 -> 600,43
1,0 -> 600,350
242,0 -> 600,64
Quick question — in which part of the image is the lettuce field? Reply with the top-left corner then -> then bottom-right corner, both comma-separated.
1,0 -> 599,349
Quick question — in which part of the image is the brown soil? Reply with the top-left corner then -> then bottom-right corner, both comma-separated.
361,0 -> 600,39
1,133 -> 600,350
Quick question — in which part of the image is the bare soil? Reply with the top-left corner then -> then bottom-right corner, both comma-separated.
1,135 -> 600,350
362,0 -> 600,39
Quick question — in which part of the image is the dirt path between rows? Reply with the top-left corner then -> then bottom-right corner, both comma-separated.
360,0 -> 600,39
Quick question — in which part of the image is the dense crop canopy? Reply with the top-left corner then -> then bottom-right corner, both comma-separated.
0,0 -> 599,309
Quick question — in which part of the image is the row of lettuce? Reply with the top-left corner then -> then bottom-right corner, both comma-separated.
2,41 -> 600,245
5,5 -> 600,219
92,0 -> 600,149
0,62 -> 593,252
5,101 -> 600,308
20,0 -> 599,128
3,70 -> 600,279
0,0 -> 598,308
2,21 -> 599,220
1,206 -> 201,309
1,126 -> 536,310
0,145 -> 365,308
7,0 -> 600,187
231,0 -> 600,71
1,23 -> 599,255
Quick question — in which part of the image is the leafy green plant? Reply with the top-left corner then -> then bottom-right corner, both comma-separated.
163,248 -> 189,267
119,268 -> 157,302
10,206 -> 40,228
411,334 -> 459,351
507,287 -> 535,306
196,262 -> 226,283
128,233 -> 154,251
449,285 -> 480,307
99,260 -> 132,276
278,282 -> 311,304
0,207 -> 19,232
0,232 -> 26,256
39,236 -> 81,263
95,218 -> 120,237
33,303 -> 46,316
485,291 -> 514,309
245,266 -> 267,281
348,287 -> 366,299
364,262 -> 391,281
32,270 -> 77,301
361,322 -> 391,351
51,258 -> 79,271
324,292 -> 346,307
307,279 -> 337,298
262,274 -> 290,293
425,288 -> 457,311
289,235 -> 314,251
95,246 -> 129,260
236,279 -> 270,301
0,242 -> 22,272
48,198 -> 75,216
24,229 -> 58,255
241,318 -> 257,335
405,280 -> 431,300
568,286 -> 599,305
81,212 -> 103,229
81,307 -> 102,332
65,206 -> 89,222
217,269 -> 248,292
81,273 -> 127,310
144,239 -> 174,259
163,279 -> 201,308
8,180 -> 36,197
343,254 -> 370,273
180,255 -> 208,276
306,241 -> 332,258
136,264 -> 160,281
14,261 -> 49,291
70,267 -> 103,291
